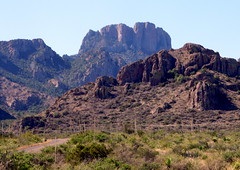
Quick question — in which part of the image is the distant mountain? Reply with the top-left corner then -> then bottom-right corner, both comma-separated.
79,22 -> 171,63
18,43 -> 240,133
0,39 -> 69,115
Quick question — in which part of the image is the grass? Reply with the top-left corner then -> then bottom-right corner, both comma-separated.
0,130 -> 240,169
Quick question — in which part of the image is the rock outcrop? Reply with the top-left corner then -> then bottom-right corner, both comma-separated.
117,50 -> 176,85
79,22 -> 171,63
94,76 -> 118,99
188,80 -> 227,111
117,43 -> 240,85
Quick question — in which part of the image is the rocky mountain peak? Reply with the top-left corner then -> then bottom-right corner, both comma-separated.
79,22 -> 171,63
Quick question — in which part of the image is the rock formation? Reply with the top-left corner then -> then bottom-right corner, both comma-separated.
117,43 -> 240,85
79,22 -> 171,63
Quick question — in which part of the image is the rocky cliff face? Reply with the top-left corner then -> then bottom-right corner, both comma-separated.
79,22 -> 171,63
117,43 -> 240,85
18,43 -> 240,133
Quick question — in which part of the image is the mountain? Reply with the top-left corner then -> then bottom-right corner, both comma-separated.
63,22 -> 171,87
0,39 -> 70,115
79,22 -> 171,63
18,43 -> 240,133
0,22 -> 171,115
62,49 -> 126,88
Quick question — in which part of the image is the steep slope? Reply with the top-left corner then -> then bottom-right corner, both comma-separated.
18,43 -> 240,133
62,49 -> 125,87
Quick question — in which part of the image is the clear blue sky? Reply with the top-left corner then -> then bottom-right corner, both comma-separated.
1,0 -> 239,59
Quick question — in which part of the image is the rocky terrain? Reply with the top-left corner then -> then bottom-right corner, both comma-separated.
79,22 -> 171,63
0,23 -> 171,115
0,39 -> 70,116
64,22 -> 171,88
18,43 -> 240,133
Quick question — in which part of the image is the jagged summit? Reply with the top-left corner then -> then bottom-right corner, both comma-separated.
79,22 -> 171,63
17,43 -> 240,133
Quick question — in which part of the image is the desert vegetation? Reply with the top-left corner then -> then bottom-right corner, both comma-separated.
1,130 -> 240,170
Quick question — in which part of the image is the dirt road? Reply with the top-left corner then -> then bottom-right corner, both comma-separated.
17,138 -> 69,153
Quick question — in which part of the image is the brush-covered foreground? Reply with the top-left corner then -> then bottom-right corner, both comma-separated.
0,130 -> 240,170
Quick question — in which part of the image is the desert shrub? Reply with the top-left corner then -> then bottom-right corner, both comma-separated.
172,161 -> 195,170
138,148 -> 159,161
140,162 -> 160,170
95,133 -> 109,142
66,143 -> 110,163
234,162 -> 240,170
2,152 -> 54,170
88,158 -> 131,170
165,157 -> 172,168
123,124 -> 135,134
175,74 -> 187,83
223,151 -> 240,163
53,112 -> 61,118
17,131 -> 42,145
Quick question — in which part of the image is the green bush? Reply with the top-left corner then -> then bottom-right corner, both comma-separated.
66,143 -> 110,163
140,162 -> 160,170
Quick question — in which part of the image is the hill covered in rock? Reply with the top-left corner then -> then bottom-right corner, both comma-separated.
18,43 -> 240,133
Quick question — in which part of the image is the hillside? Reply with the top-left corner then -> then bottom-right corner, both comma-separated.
0,39 -> 70,115
18,43 -> 240,133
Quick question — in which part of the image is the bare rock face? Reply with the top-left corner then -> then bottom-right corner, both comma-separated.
117,50 -> 176,85
118,43 -> 240,85
79,22 -> 171,63
188,81 -> 221,110
94,76 -> 118,99
169,43 -> 240,77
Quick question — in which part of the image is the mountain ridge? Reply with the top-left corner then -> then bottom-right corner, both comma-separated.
16,43 -> 240,133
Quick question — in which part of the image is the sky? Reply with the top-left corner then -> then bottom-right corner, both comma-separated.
1,0 -> 240,59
